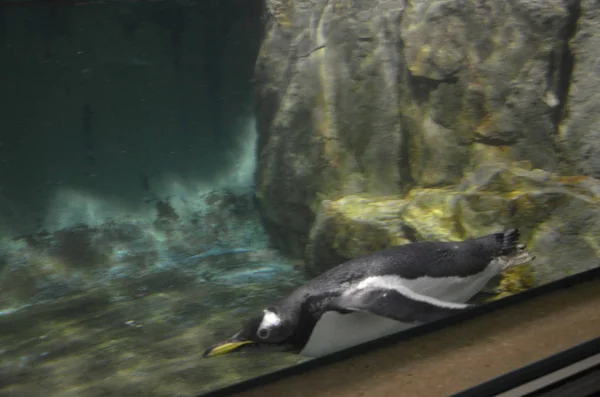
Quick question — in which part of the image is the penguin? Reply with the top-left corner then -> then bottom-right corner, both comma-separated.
203,229 -> 534,358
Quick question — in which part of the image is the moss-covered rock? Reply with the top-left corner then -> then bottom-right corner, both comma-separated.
560,0 -> 600,178
304,163 -> 600,297
254,0 -> 408,257
253,0 -> 586,262
0,278 -> 305,397
305,196 -> 412,275
491,264 -> 536,300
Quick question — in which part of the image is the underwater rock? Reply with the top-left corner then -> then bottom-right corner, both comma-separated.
254,0 -> 407,258
528,193 -> 600,285
253,0 -> 582,259
305,196 -> 413,276
559,0 -> 600,178
400,0 -> 570,171
0,187 -> 299,312
304,164 -> 600,294
0,278 -> 305,397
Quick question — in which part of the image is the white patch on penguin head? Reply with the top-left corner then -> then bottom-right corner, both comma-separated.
260,309 -> 282,328
256,309 -> 283,340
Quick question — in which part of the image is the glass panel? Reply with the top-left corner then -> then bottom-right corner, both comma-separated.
0,0 -> 595,396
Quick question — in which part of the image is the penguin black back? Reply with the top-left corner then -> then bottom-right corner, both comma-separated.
304,229 -> 521,293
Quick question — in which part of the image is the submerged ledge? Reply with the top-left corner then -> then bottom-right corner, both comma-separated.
202,267 -> 600,397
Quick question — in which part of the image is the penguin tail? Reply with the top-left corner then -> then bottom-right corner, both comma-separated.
498,228 -> 535,269
501,228 -> 521,255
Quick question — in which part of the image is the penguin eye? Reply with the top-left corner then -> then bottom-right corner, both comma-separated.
257,328 -> 270,340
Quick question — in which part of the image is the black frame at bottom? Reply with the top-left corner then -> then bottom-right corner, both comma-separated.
451,337 -> 600,397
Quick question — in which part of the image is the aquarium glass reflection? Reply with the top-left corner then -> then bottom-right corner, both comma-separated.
0,0 -> 596,396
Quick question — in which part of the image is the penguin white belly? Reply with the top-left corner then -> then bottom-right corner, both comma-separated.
298,259 -> 510,358
400,264 -> 501,303
299,311 -> 414,358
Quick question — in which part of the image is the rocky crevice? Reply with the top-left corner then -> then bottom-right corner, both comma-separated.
553,0 -> 581,128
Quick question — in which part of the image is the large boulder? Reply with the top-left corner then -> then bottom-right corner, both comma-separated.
254,0 -> 408,257
559,0 -> 600,177
306,163 -> 600,288
254,0 -> 598,291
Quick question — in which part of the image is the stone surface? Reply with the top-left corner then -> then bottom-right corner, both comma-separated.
0,279 -> 305,397
253,0 -> 600,289
559,0 -> 600,177
0,188 -> 302,313
305,163 -> 600,289
254,0 -> 407,258
305,195 -> 412,275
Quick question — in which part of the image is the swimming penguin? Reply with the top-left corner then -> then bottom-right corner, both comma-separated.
203,229 -> 534,358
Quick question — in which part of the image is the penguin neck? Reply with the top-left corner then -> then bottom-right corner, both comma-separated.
280,290 -> 327,352
273,298 -> 302,327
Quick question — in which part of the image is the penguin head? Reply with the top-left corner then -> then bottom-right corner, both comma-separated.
202,306 -> 297,357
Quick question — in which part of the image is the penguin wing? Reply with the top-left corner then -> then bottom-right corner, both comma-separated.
326,284 -> 472,324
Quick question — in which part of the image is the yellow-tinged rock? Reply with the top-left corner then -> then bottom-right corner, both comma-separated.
490,264 -> 536,300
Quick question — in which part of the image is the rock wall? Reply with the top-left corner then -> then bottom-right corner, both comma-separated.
560,0 -> 600,177
253,0 -> 600,287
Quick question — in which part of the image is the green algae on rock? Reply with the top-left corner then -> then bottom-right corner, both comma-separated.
253,0 -> 586,270
0,280 -> 305,397
305,196 -> 412,276
301,163 -> 600,297
559,0 -> 600,178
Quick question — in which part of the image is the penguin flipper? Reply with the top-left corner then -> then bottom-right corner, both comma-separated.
327,286 -> 472,324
